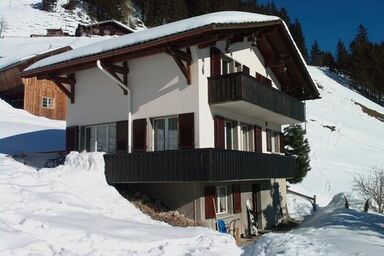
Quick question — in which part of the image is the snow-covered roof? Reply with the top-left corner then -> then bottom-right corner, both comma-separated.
26,12 -> 281,72
0,37 -> 109,71
80,20 -> 136,33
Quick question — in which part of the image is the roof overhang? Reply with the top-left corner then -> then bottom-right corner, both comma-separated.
23,19 -> 319,100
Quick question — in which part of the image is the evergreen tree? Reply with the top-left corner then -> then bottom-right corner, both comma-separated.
284,124 -> 311,184
290,19 -> 308,62
335,39 -> 350,72
310,40 -> 322,66
42,0 -> 57,12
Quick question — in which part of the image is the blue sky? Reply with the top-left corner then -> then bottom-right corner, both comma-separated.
258,0 -> 384,53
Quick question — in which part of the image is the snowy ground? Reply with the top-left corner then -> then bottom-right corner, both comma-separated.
0,0 -> 91,37
0,152 -> 241,255
291,67 -> 384,206
244,194 -> 384,256
0,99 -> 65,154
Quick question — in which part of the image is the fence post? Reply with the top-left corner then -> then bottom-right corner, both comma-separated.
313,195 -> 317,211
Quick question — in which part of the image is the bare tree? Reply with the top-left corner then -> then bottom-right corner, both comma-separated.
0,16 -> 8,38
353,167 -> 384,213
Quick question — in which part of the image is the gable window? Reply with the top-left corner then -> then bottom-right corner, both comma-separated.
240,124 -> 253,151
224,121 -> 237,150
42,97 -> 54,109
153,116 -> 178,151
216,186 -> 228,214
86,123 -> 116,153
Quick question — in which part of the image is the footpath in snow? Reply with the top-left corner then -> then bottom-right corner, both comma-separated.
0,152 -> 241,256
244,194 -> 384,256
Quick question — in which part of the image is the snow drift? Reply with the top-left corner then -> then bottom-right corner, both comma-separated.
0,152 -> 241,256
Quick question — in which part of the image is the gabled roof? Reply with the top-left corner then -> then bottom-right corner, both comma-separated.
23,11 -> 320,100
78,20 -> 136,33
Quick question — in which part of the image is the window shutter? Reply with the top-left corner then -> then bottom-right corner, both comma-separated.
133,119 -> 147,152
179,113 -> 194,149
210,47 -> 221,77
116,120 -> 128,152
65,126 -> 78,153
254,126 -> 262,153
214,116 -> 225,149
266,129 -> 272,152
232,184 -> 242,214
279,132 -> 285,154
205,186 -> 216,219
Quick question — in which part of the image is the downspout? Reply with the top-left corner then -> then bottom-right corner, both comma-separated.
96,60 -> 132,153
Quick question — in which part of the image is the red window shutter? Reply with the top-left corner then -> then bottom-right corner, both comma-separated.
279,132 -> 285,154
179,113 -> 194,149
232,184 -> 242,214
116,120 -> 128,152
65,126 -> 78,153
210,47 -> 221,77
133,119 -> 147,152
266,129 -> 272,152
254,126 -> 262,153
214,116 -> 225,149
205,186 -> 216,219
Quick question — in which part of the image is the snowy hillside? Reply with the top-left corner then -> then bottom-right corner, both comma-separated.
0,99 -> 65,154
292,66 -> 384,205
0,0 -> 91,37
0,152 -> 241,255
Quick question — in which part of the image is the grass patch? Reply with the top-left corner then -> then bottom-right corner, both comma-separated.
354,101 -> 384,122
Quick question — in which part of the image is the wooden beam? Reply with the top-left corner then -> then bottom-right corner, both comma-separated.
49,73 -> 76,103
103,62 -> 129,74
165,46 -> 192,85
99,61 -> 128,94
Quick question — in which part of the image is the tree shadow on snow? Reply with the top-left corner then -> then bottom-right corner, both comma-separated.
0,129 -> 65,155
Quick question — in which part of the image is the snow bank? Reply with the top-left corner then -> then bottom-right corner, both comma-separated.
286,193 -> 313,221
0,99 -> 65,154
290,67 -> 384,205
0,152 -> 241,255
244,193 -> 384,256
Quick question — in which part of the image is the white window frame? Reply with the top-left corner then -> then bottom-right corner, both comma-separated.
224,121 -> 236,150
216,186 -> 228,214
273,132 -> 280,153
152,116 -> 178,151
85,123 -> 116,153
240,124 -> 252,151
42,96 -> 54,109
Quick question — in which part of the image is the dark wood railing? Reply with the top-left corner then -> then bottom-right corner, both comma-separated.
104,148 -> 296,183
208,72 -> 305,122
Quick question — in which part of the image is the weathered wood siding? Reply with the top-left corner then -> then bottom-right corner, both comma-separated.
0,67 -> 23,91
23,77 -> 67,120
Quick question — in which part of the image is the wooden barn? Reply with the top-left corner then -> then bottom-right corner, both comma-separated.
0,47 -> 70,120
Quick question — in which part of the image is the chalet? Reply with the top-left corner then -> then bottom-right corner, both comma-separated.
0,46 -> 71,120
23,12 -> 319,234
75,20 -> 135,37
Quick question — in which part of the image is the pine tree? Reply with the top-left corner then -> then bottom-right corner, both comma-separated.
290,19 -> 309,62
310,40 -> 322,66
335,39 -> 350,72
284,124 -> 311,183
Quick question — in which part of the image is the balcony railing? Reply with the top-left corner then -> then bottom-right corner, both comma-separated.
104,148 -> 296,183
208,72 -> 305,122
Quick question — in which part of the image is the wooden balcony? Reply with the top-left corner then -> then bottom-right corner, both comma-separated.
104,148 -> 296,184
208,72 -> 305,123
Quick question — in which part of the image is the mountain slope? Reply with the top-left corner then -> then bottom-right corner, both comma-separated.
292,66 -> 384,205
0,0 -> 91,37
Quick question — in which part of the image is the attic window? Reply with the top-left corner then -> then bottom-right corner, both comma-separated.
42,97 -> 54,109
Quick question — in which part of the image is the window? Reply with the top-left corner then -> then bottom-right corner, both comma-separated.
153,116 -> 178,151
224,121 -> 237,150
266,129 -> 272,152
240,124 -> 253,151
42,97 -> 54,109
273,132 -> 280,153
86,123 -> 116,153
216,186 -> 228,214
221,57 -> 231,75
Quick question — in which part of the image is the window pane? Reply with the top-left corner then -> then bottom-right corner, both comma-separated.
96,125 -> 107,152
216,186 -> 227,213
225,122 -> 232,150
154,119 -> 165,151
167,117 -> 178,150
108,124 -> 116,153
90,127 -> 96,152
